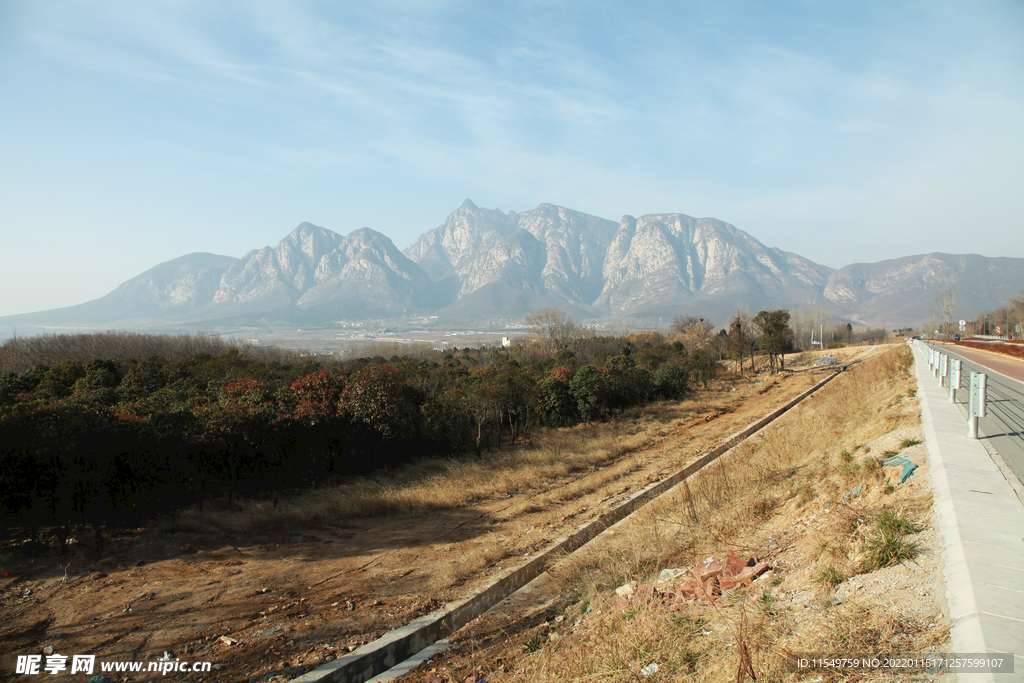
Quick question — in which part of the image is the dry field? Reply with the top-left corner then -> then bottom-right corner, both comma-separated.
0,346 -> 892,682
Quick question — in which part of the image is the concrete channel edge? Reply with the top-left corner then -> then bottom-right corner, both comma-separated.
292,366 -> 851,683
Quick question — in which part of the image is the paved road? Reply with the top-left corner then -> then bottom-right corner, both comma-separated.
926,342 -> 1024,487
938,342 -> 1024,383
911,344 -> 1024,680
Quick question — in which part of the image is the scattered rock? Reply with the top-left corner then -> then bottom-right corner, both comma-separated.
641,662 -> 659,676
658,567 -> 685,583
615,581 -> 638,598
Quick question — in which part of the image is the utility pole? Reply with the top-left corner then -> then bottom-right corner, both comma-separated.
810,324 -> 823,350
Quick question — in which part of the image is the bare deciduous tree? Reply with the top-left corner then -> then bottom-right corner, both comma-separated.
936,287 -> 958,339
728,307 -> 756,373
671,315 -> 714,352
1012,291 -> 1024,338
525,308 -> 589,357
0,331 -> 304,375
791,306 -> 834,350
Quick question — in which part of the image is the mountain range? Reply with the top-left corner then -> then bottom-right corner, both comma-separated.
3,200 -> 1021,332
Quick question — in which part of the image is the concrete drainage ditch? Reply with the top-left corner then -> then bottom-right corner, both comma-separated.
293,364 -> 856,683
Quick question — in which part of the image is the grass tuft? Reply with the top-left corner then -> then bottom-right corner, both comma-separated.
814,564 -> 846,588
874,507 -> 919,536
859,508 -> 920,572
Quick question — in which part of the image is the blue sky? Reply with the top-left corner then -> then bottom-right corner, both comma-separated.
1,0 -> 1022,317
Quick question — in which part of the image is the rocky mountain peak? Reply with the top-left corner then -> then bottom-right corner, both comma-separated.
4,201 -> 1018,332
280,222 -> 346,263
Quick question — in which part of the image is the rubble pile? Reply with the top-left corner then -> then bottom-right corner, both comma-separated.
618,549 -> 771,610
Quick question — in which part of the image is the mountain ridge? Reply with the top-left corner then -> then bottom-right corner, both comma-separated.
3,202 -> 1020,333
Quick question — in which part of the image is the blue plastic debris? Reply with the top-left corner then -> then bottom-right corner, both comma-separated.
842,485 -> 864,502
883,454 -> 918,484
253,626 -> 284,637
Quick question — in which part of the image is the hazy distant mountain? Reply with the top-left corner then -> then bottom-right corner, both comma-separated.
296,227 -> 443,317
824,254 -> 1024,326
209,222 -> 345,310
191,223 -> 440,321
403,199 -> 518,284
0,253 -> 238,327
2,202 -> 1020,334
594,214 -> 834,321
404,201 -> 619,317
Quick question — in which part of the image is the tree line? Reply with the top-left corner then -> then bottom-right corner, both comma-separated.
968,290 -> 1024,338
0,331 -> 304,376
0,325 -> 723,544
2,304 -> 842,545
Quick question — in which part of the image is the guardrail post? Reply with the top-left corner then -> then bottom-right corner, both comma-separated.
939,354 -> 948,387
949,359 -> 961,403
934,350 -> 940,379
968,372 -> 987,439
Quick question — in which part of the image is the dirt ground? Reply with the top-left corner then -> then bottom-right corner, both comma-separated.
1,348 -> 880,682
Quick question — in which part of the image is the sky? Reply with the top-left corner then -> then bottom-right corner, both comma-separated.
1,0 -> 1022,317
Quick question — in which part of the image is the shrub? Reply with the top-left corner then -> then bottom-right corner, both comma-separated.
570,365 -> 604,420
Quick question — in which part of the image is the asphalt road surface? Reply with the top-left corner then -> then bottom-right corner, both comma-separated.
927,341 -> 1024,487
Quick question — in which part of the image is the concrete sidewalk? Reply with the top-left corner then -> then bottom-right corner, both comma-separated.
913,343 -> 1024,682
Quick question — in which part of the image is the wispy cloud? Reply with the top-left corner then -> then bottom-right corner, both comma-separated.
2,0 -> 1022,314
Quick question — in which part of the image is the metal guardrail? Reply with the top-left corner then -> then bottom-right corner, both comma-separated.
910,339 -> 1024,442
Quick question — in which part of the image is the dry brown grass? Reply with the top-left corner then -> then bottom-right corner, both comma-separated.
172,413 -> 661,536
433,532 -> 517,589
493,345 -> 945,683
501,594 -> 942,683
